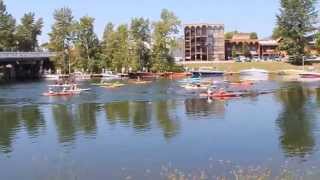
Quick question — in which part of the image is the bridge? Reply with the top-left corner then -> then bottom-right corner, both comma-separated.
0,52 -> 57,81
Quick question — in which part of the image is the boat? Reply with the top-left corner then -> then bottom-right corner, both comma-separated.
43,84 -> 89,96
101,71 -> 121,80
239,68 -> 269,76
182,83 -> 209,90
102,82 -> 126,88
229,80 -> 254,87
191,68 -> 224,78
42,74 -> 68,80
128,72 -> 158,79
73,71 -> 91,81
299,72 -> 320,78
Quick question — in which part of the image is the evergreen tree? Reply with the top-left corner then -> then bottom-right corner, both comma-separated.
48,7 -> 76,73
151,9 -> 181,72
0,0 -> 16,51
276,0 -> 318,64
16,12 -> 43,51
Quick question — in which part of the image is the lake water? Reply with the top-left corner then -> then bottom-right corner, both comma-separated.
1,77 -> 320,179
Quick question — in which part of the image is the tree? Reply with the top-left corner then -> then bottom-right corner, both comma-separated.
249,32 -> 258,39
276,0 -> 318,64
16,12 -> 43,51
0,0 -> 16,51
130,17 -> 151,71
224,31 -> 238,40
151,9 -> 181,72
48,7 -> 76,73
101,22 -> 116,70
272,26 -> 282,39
112,24 -> 130,72
74,16 -> 100,72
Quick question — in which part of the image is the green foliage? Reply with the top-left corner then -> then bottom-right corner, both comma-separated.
130,17 -> 151,71
48,7 -> 75,73
276,0 -> 318,65
224,31 -> 238,40
315,32 -> 320,51
151,9 -> 181,72
249,32 -> 258,39
272,26 -> 281,39
0,0 -> 16,51
73,16 -> 100,73
16,12 -> 43,51
231,47 -> 237,58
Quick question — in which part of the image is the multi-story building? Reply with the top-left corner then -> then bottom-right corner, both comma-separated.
184,24 -> 225,61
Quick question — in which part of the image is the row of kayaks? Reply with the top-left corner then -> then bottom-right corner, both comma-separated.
43,80 -> 153,96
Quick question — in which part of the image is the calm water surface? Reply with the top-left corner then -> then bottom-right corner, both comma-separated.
1,77 -> 320,179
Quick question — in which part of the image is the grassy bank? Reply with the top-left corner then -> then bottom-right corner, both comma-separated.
181,61 -> 320,73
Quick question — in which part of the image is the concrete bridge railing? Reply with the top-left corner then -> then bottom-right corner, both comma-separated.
0,52 -> 57,59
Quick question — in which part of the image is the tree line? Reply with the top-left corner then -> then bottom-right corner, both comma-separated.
0,0 -> 43,52
0,0 -> 182,73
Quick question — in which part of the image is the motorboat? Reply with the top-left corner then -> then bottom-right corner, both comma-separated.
240,68 -> 269,81
73,71 -> 91,81
101,71 -> 121,80
42,74 -> 68,80
239,68 -> 269,76
191,68 -> 224,78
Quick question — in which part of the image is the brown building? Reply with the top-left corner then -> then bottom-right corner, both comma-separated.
225,33 -> 281,59
225,33 -> 259,59
184,24 -> 225,61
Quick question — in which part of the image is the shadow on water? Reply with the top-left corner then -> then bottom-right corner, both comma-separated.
276,85 -> 316,158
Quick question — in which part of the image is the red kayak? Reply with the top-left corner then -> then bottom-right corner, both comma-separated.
200,92 -> 240,98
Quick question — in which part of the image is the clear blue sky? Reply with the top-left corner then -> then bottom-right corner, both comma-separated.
7,0 -> 287,43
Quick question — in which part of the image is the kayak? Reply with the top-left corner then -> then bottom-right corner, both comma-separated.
103,83 -> 126,88
200,92 -> 241,98
182,84 -> 208,90
130,80 -> 152,84
43,92 -> 77,96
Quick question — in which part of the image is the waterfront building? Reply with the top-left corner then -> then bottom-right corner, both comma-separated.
184,23 -> 225,62
225,33 -> 259,59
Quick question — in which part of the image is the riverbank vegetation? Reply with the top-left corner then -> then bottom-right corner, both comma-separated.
0,0 -> 182,73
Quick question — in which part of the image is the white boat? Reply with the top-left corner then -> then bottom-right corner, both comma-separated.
239,68 -> 269,75
101,71 -> 121,80
240,69 -> 269,81
42,74 -> 68,80
73,71 -> 91,81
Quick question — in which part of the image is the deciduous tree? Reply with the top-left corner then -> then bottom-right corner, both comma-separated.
0,0 -> 16,51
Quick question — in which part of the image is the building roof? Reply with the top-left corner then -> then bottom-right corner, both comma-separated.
259,39 -> 278,46
232,33 -> 251,40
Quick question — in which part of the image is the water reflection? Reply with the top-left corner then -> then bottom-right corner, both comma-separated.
154,100 -> 180,139
104,100 -> 179,138
21,105 -> 45,137
0,107 -> 20,153
185,98 -> 226,118
52,103 -> 98,144
276,86 -> 316,158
